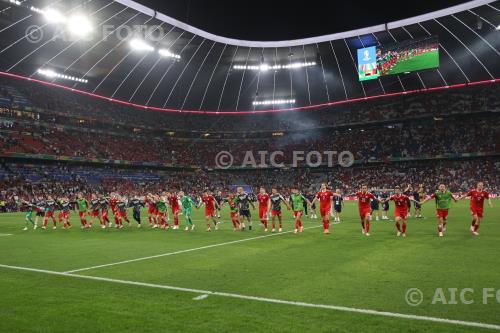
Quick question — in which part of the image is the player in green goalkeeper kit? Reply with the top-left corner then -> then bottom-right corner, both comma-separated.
179,191 -> 196,231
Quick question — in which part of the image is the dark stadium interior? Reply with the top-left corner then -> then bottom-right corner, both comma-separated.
0,0 -> 498,112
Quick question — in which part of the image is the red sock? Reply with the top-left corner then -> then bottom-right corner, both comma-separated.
365,220 -> 370,233
295,220 -> 299,229
262,220 -> 268,228
474,224 -> 480,232
272,221 -> 275,229
148,216 -> 152,224
361,220 -> 365,230
174,215 -> 179,226
396,222 -> 401,232
471,219 -> 476,226
323,220 -> 329,230
402,222 -> 407,233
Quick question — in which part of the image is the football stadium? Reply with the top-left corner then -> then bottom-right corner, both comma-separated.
0,0 -> 499,332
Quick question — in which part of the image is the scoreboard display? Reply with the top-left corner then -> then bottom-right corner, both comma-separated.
358,36 -> 439,81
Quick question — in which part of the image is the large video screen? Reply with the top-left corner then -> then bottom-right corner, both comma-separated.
358,36 -> 439,81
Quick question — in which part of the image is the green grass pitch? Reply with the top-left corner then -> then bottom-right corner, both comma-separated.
0,200 -> 499,333
386,51 -> 439,76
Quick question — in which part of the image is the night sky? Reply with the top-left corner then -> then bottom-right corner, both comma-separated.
134,0 -> 470,40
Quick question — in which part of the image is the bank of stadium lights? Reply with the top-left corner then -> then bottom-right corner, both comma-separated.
253,99 -> 296,106
234,62 -> 316,72
37,69 -> 88,84
497,25 -> 500,31
130,39 -> 155,52
9,3 -> 94,37
159,49 -> 181,59
43,8 -> 66,23
130,40 -> 181,59
67,15 -> 93,37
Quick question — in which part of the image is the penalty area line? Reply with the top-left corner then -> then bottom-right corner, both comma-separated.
0,264 -> 500,331
64,225 -> 321,274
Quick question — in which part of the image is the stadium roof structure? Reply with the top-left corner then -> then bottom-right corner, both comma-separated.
0,0 -> 498,114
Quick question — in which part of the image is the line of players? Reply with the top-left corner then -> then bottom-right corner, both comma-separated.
19,182 -> 492,237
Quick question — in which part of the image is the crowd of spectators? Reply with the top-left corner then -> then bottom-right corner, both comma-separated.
1,115 -> 497,166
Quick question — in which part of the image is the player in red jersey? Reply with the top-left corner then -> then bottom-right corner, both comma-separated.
349,185 -> 375,236
380,186 -> 419,237
109,192 -> 119,227
222,192 -> 240,231
312,183 -> 341,234
167,192 -> 180,230
257,187 -> 271,232
88,194 -> 100,227
98,194 -> 110,228
199,190 -> 219,231
458,182 -> 493,236
145,193 -> 157,227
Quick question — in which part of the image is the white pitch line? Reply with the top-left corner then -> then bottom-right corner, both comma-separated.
193,294 -> 209,301
0,234 -> 13,237
1,263 -> 499,331
64,226 -> 321,274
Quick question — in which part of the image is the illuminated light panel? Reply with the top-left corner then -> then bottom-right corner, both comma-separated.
37,69 -> 88,83
158,49 -> 181,59
29,6 -> 44,14
130,39 -> 154,52
67,14 -> 93,37
9,0 -> 21,5
497,25 -> 500,31
43,8 -> 66,23
234,62 -> 316,71
253,99 -> 296,106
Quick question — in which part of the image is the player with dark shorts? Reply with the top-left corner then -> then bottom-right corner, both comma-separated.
414,184 -> 425,219
404,185 -> 413,217
380,190 -> 390,220
34,196 -> 45,227
305,192 -> 316,219
370,191 -> 380,222
332,189 -> 343,223
214,191 -> 223,218
129,195 -> 145,227
237,187 -> 255,231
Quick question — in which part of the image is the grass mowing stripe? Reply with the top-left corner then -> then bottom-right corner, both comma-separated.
1,263 -> 499,331
64,225 -> 321,273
